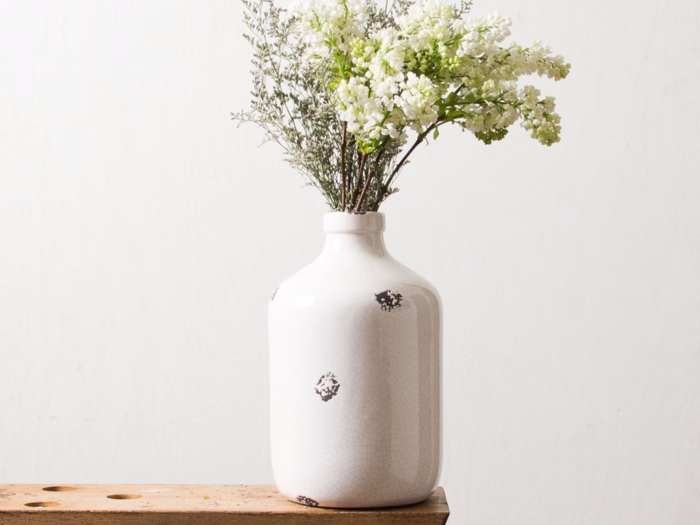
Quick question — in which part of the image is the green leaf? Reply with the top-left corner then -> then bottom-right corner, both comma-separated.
445,91 -> 460,106
433,127 -> 440,140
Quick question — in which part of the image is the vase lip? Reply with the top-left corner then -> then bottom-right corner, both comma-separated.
323,211 -> 385,233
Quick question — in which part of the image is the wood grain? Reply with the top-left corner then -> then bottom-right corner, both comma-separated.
0,484 -> 449,524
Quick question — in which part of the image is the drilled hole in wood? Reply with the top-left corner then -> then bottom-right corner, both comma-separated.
25,501 -> 61,508
108,494 -> 142,500
43,486 -> 78,492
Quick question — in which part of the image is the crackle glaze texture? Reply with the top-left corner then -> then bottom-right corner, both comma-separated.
269,212 -> 442,508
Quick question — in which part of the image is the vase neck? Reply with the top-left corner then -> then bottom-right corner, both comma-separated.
321,212 -> 387,257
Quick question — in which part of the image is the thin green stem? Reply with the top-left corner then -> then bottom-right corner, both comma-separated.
375,121 -> 441,205
340,122 -> 347,211
355,150 -> 383,212
353,153 -> 367,210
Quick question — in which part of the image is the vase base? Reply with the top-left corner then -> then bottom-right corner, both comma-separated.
287,491 -> 433,509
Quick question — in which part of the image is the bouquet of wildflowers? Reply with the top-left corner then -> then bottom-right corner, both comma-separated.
233,0 -> 570,212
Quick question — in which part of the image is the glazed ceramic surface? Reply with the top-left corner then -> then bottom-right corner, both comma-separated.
269,212 -> 442,508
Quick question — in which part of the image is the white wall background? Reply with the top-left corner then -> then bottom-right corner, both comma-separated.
1,0 -> 699,523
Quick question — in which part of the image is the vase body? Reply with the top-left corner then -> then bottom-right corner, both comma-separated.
268,212 -> 441,508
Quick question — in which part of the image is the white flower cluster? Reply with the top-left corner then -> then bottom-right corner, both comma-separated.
291,0 -> 570,151
291,0 -> 368,59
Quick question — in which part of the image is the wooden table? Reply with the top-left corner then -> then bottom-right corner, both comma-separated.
0,484 -> 449,524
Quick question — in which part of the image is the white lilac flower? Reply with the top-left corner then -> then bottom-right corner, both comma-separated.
290,0 -> 368,61
293,0 -> 569,150
399,1 -> 456,52
518,86 -> 562,145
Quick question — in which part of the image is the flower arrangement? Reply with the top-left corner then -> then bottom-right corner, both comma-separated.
233,0 -> 570,212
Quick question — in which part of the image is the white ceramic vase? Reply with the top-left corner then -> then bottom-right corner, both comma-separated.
269,212 -> 442,508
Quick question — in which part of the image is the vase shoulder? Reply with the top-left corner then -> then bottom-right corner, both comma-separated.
271,253 -> 440,320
